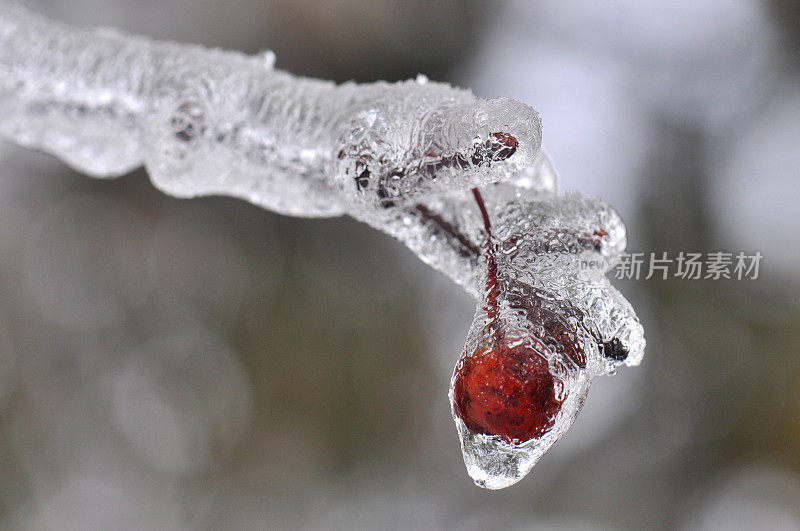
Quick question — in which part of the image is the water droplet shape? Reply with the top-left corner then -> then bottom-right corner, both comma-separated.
450,294 -> 594,489
449,189 -> 642,489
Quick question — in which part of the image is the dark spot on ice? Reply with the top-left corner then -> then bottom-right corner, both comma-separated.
602,338 -> 628,361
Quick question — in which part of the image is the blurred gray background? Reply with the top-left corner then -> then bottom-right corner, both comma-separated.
1,1 -> 799,529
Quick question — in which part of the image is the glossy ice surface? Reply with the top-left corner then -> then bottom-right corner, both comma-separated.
0,2 -> 645,489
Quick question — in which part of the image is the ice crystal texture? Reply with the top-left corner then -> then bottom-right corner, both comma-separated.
0,3 -> 645,489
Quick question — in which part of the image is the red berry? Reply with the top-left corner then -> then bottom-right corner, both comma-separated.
452,338 -> 564,444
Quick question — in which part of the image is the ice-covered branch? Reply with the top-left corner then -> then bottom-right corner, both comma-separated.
0,4 -> 540,207
0,3 -> 644,489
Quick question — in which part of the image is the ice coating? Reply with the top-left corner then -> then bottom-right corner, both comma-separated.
439,187 -> 644,489
0,4 -> 540,217
0,4 -> 645,489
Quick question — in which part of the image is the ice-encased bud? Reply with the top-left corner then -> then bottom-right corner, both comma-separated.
333,93 -> 541,209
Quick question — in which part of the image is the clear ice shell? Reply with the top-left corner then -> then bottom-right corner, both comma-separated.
450,289 -> 591,489
451,367 -> 591,490
447,190 -> 644,488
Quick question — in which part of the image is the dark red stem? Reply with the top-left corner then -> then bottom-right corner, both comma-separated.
471,188 -> 502,331
414,204 -> 480,259
471,187 -> 492,236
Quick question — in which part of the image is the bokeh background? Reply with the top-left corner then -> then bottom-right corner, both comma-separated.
1,1 -> 799,529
